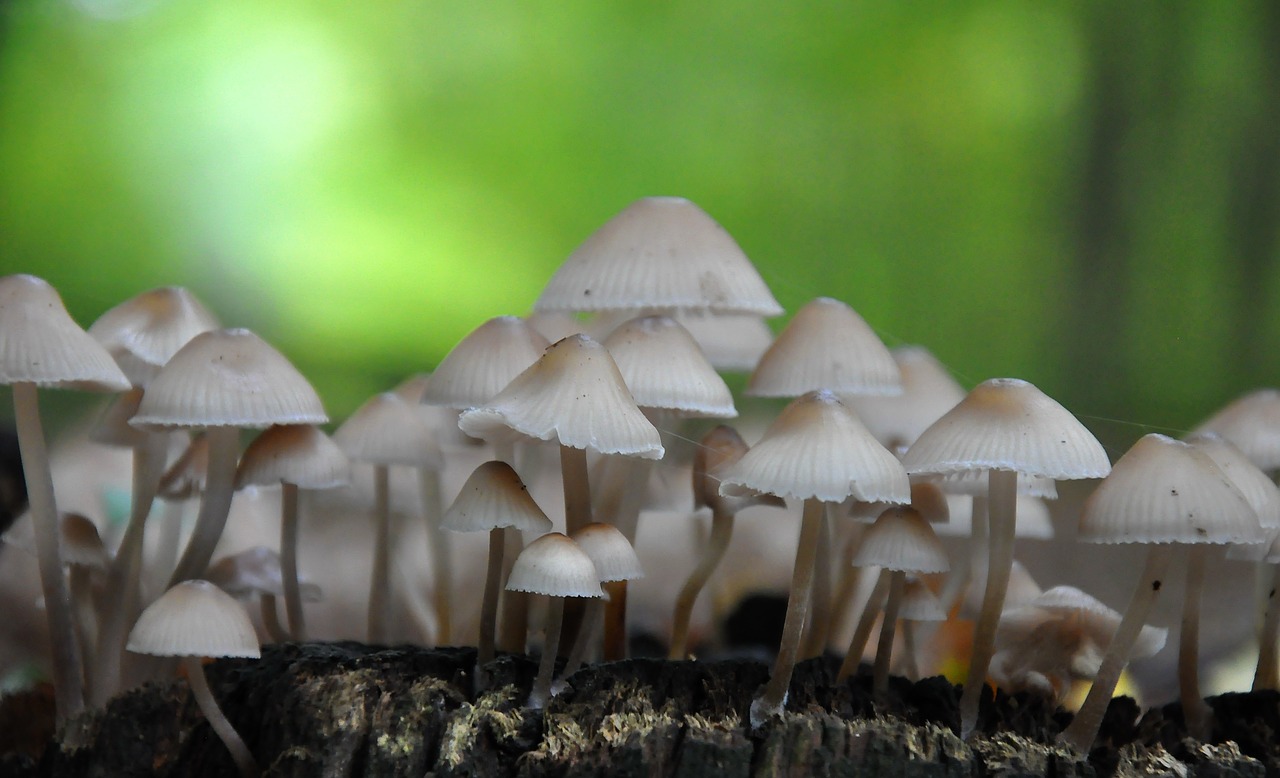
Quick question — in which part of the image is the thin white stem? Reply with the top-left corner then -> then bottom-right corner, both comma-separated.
802,505 -> 835,658
368,464 -> 391,644
873,570 -> 905,701
529,596 -> 565,710
478,527 -> 504,671
280,483 -> 305,640
260,594 -> 289,644
147,497 -> 186,596
497,527 -> 528,654
168,427 -> 240,586
560,599 -> 604,680
1179,545 -> 1212,741
670,510 -> 734,659
1253,564 -> 1280,691
182,656 -> 259,778
419,468 -> 451,645
837,568 -> 889,684
560,445 -> 592,535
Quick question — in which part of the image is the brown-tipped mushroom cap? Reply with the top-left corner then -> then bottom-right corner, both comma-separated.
505,532 -> 605,598
0,274 -> 130,392
333,393 -> 443,468
570,522 -> 644,582
236,424 -> 350,491
205,547 -> 322,602
847,346 -> 966,450
420,316 -> 550,409
1186,433 -> 1280,530
126,579 -> 261,659
441,461 -> 554,534
1190,389 -> 1280,471
602,316 -> 736,417
852,506 -> 950,574
719,390 -> 909,504
458,334 -> 664,459
88,287 -> 221,387
534,196 -> 782,316
131,328 -> 326,429
59,513 -> 111,571
693,425 -> 786,514
747,297 -> 901,398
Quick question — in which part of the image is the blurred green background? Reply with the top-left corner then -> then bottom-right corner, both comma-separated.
1,0 -> 1277,455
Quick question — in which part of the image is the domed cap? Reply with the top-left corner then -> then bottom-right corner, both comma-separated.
534,196 -> 782,316
458,334 -> 664,459
88,287 -> 220,387
570,522 -> 643,582
670,311 -> 773,373
131,329 -> 327,429
1190,389 -> 1280,471
693,425 -> 785,515
1186,433 -> 1280,530
852,506 -> 950,574
847,346 -> 966,450
334,393 -> 443,468
901,378 -> 1111,480
899,578 -> 947,622
90,388 -> 149,449
126,579 -> 261,659
747,297 -> 901,398
719,390 -> 909,504
1078,433 -> 1262,545
205,546 -> 322,601
999,586 -> 1168,663
236,425 -> 349,490
505,532 -> 605,598
420,316 -> 550,409
441,461 -> 554,534
60,513 -> 111,570
602,315 -> 735,417
0,274 -> 130,392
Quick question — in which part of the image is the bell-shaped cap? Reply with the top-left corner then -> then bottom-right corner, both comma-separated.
441,461 -> 554,534
847,346 -> 966,450
900,578 -> 947,622
0,274 -> 130,392
670,311 -> 773,373
334,393 -> 443,468
851,480 -> 951,524
131,329 -> 326,429
535,196 -> 782,316
852,506 -> 950,574
961,558 -> 1042,619
526,311 -> 586,344
236,425 -> 349,490
998,586 -> 1168,664
60,513 -> 110,570
1078,433 -> 1262,545
391,374 -> 485,451
458,334 -> 664,459
719,390 -> 909,504
505,532 -> 604,598
693,425 -> 785,515
603,316 -> 735,417
126,579 -> 261,659
901,378 -> 1110,481
1190,389 -> 1280,471
1186,433 -> 1280,530
90,388 -> 149,449
421,316 -> 550,409
570,522 -> 644,583
205,546 -> 322,601
88,287 -> 220,387
746,297 -> 900,398
159,434 -> 210,500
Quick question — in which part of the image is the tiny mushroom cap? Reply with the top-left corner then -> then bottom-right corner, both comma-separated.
999,585 -> 1169,665
1078,433 -> 1262,545
505,532 -> 605,598
236,424 -> 350,491
1185,433 -> 1280,530
719,390 -> 910,504
205,547 -> 322,602
59,513 -> 111,571
334,393 -> 443,468
693,425 -> 786,514
90,387 -> 149,449
0,274 -> 130,392
901,378 -> 1111,481
570,522 -> 644,583
602,315 -> 736,417
391,374 -> 484,450
87,286 -> 220,387
420,316 -> 550,409
441,461 -> 554,534
899,578 -> 947,622
852,506 -> 950,574
159,434 -> 210,500
534,196 -> 783,316
747,297 -> 901,398
851,481 -> 951,524
847,346 -> 966,451
126,579 -> 261,659
130,328 -> 327,430
1190,389 -> 1280,471
458,334 -> 664,459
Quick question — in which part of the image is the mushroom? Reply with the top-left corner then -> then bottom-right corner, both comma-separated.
127,579 -> 261,778
896,577 -> 947,680
560,522 -> 644,681
205,546 -> 323,644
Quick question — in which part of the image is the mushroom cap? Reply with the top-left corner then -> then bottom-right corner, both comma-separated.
850,481 -> 951,524
0,274 -> 130,392
602,315 -> 736,417
158,433 -> 210,501
570,522 -> 644,582
458,334 -> 664,459
334,393 -> 443,468
441,461 -> 554,534
420,316 -> 550,409
90,387 -> 150,449
59,513 -> 111,571
846,346 -> 967,450
131,328 -> 327,429
236,424 -> 350,490
1186,433 -> 1280,530
693,425 -> 786,515
87,286 -> 220,387
852,506 -> 950,574
391,374 -> 485,451
1190,389 -> 1280,471
1078,433 -> 1262,545
746,297 -> 901,398
998,585 -> 1168,663
534,196 -> 782,316
666,311 -> 773,373
719,390 -> 909,504
961,558 -> 1043,620
505,532 -> 604,598
899,578 -> 947,622
205,546 -> 322,601
901,378 -> 1111,480
126,579 -> 261,659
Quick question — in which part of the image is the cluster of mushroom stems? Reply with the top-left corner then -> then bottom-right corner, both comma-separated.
7,196 -> 1280,775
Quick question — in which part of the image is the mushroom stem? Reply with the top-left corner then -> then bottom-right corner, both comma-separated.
168,426 -> 240,586
901,620 -> 920,680
181,656 -> 259,778
602,580 -> 628,661
560,444 -> 592,535
751,497 -> 824,726
368,464 -> 392,644
837,568 -> 889,683
873,570 -> 905,701
529,596 -> 565,709
12,381 -> 85,721
958,469 -> 1017,740
478,526 -> 505,674
497,528 -> 528,654
418,468 -> 452,645
1252,564 -> 1280,691
560,598 -> 604,680
1179,545 -> 1212,740
801,506 -> 835,658
828,523 -> 867,644
669,509 -> 735,659
148,498 -> 186,594
69,566 -> 96,696
260,594 -> 289,644
1060,543 -> 1174,752
279,482 -> 306,640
